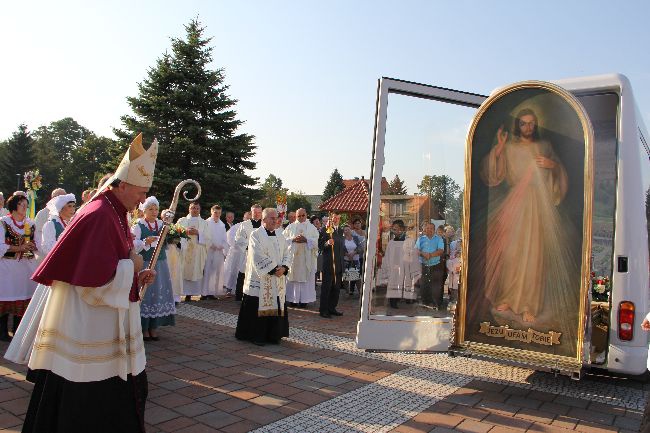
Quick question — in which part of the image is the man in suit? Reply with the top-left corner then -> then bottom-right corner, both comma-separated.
318,211 -> 346,318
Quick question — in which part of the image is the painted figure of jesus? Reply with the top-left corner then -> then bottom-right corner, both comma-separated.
480,108 -> 568,323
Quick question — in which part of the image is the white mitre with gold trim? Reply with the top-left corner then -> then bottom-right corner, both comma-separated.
114,132 -> 158,188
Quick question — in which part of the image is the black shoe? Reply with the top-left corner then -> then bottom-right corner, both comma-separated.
253,341 -> 266,346
199,296 -> 208,300
184,295 -> 192,302
329,310 -> 343,316
319,312 -> 332,318
0,314 -> 11,342
207,295 -> 216,300
298,303 -> 307,309
389,299 -> 399,309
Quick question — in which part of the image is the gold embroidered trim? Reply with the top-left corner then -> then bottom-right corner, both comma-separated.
37,328 -> 142,347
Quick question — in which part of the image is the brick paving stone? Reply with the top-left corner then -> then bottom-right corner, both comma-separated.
567,407 -> 615,425
248,394 -> 291,409
527,390 -> 558,403
0,412 -> 22,429
505,395 -> 543,409
553,395 -> 590,409
233,404 -> 284,424
484,413 -> 533,430
447,393 -> 482,406
448,405 -> 489,421
475,390 -> 510,403
155,416 -> 198,432
513,407 -> 556,425
503,386 -> 530,397
144,404 -> 180,425
275,401 -> 310,416
412,411 -> 464,428
526,423 -> 574,433
197,392 -> 230,405
574,420 -> 619,432
0,396 -> 30,416
467,380 -> 506,392
475,400 -> 520,416
455,419 -> 492,433
0,387 -> 28,403
175,401 -> 216,417
213,397 -> 252,412
588,401 -> 628,416
174,422 -> 222,432
158,378 -> 192,391
428,401 -> 457,414
220,419 -> 262,433
290,378 -> 322,392
151,392 -> 195,408
550,415 -> 580,430
228,388 -> 261,400
538,402 -> 572,416
313,374 -> 349,387
290,390 -> 329,405
256,382 -> 303,398
614,414 -> 641,430
194,409 -> 242,429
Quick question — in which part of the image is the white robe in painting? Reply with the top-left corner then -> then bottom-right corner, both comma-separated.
178,215 -> 210,295
282,220 -> 319,303
383,236 -> 420,301
201,217 -> 229,296
243,228 -> 291,315
28,259 -> 146,382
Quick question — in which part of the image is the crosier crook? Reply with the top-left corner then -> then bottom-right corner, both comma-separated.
139,179 -> 201,299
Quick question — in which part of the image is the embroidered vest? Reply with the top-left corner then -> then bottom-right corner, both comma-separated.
3,221 -> 35,259
137,221 -> 166,263
52,219 -> 65,241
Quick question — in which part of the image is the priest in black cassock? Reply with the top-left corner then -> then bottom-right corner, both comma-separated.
235,208 -> 291,346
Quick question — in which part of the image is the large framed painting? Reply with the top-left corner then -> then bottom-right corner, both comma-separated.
452,81 -> 594,375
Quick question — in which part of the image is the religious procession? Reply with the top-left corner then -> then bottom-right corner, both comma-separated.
2,4 -> 650,433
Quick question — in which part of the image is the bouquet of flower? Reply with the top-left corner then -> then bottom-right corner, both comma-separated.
166,223 -> 190,245
24,169 -> 43,192
591,272 -> 611,302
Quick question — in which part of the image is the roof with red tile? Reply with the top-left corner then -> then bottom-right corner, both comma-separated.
319,180 -> 370,212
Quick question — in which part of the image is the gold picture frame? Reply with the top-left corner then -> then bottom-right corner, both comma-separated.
452,80 -> 594,376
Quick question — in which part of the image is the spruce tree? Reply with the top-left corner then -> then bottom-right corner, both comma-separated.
0,124 -> 35,194
115,19 -> 258,214
322,168 -> 345,201
387,174 -> 407,195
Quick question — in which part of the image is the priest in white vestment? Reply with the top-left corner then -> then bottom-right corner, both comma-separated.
22,133 -> 158,433
178,201 -> 210,300
283,208 -> 318,307
235,208 -> 291,345
233,204 -> 262,300
383,219 -> 421,309
223,211 -> 250,294
201,205 -> 229,298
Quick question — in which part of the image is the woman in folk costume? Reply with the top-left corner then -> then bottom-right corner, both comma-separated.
0,192 -> 8,217
4,193 -> 76,364
383,219 -> 420,310
132,196 -> 176,341
21,133 -> 158,433
0,194 -> 39,341
235,208 -> 291,346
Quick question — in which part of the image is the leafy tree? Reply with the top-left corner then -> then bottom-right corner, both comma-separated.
115,19 -> 258,215
417,174 -> 460,219
446,188 -> 464,230
0,124 -> 35,195
322,168 -> 345,201
287,191 -> 312,214
386,174 -> 407,195
259,174 -> 287,209
69,135 -> 119,195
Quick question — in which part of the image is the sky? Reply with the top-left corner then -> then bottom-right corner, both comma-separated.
1,1 -> 649,195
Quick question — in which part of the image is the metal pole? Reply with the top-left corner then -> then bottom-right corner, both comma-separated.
15,174 -> 20,191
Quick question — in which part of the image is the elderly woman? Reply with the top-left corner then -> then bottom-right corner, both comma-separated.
131,196 -> 175,341
5,193 -> 76,364
0,194 -> 39,341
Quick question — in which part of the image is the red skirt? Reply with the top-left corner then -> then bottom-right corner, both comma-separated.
0,299 -> 30,316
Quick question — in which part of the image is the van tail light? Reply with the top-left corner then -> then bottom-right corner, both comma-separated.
618,301 -> 635,341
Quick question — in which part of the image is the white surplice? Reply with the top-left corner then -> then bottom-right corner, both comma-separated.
282,221 -> 318,303
383,237 -> 420,300
28,259 -> 146,382
243,228 -> 291,315
177,215 -> 210,295
223,221 -> 243,291
200,217 -> 229,296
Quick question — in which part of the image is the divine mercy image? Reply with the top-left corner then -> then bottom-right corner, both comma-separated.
464,84 -> 591,359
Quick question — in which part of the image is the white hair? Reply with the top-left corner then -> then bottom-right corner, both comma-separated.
262,208 -> 277,219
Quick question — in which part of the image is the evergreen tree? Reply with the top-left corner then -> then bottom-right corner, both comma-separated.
386,174 -> 407,195
115,19 -> 258,215
0,124 -> 35,195
322,168 -> 345,201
